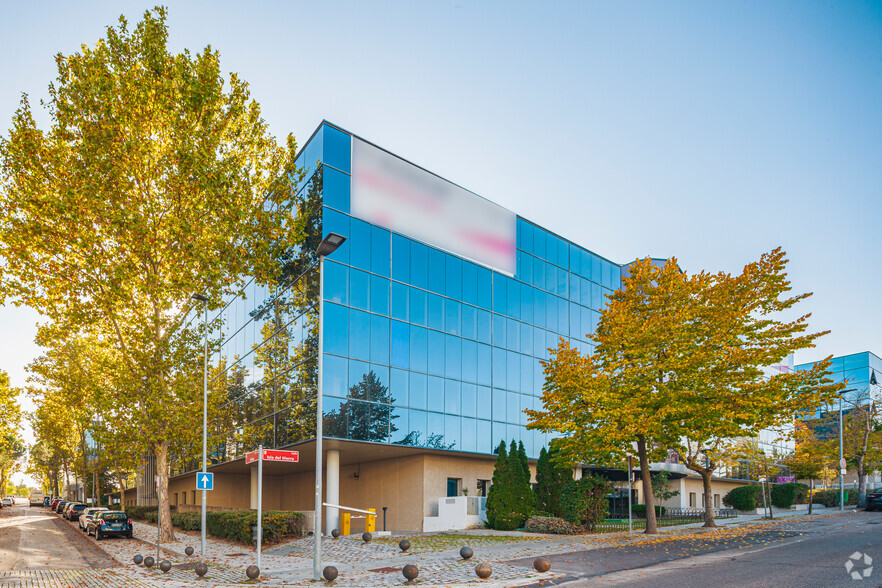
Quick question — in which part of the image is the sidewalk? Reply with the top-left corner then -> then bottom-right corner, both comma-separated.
50,510 -> 849,588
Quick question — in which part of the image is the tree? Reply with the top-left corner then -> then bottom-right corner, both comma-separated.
527,258 -> 696,533
837,396 -> 882,509
561,475 -> 612,530
0,371 -> 26,498
669,249 -> 839,527
517,440 -> 530,486
651,470 -> 680,506
0,8 -> 303,540
528,251 -> 840,531
785,421 -> 831,514
485,441 -> 534,530
534,446 -> 573,517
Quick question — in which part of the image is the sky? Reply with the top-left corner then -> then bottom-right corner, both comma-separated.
1,1 -> 881,481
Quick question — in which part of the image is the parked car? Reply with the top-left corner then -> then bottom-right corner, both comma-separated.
29,491 -> 45,507
78,507 -> 108,531
54,500 -> 68,513
50,499 -> 61,510
87,510 -> 133,540
866,488 -> 882,512
66,503 -> 89,521
2,498 -> 12,507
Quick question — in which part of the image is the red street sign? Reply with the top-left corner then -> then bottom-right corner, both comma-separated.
246,449 -> 300,464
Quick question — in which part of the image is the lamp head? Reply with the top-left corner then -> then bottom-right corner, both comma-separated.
317,233 -> 346,257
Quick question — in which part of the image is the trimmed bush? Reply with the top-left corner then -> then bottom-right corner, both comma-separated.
485,440 -> 535,530
722,485 -> 762,511
771,483 -> 799,509
811,489 -> 857,507
561,475 -> 611,530
792,482 -> 809,505
524,516 -> 581,535
631,504 -> 667,517
125,507 -> 304,544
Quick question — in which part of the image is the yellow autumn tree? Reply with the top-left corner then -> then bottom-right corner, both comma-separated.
528,249 -> 839,533
0,7 -> 303,540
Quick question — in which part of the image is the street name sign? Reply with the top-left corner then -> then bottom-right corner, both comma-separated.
246,449 -> 300,464
196,472 -> 214,490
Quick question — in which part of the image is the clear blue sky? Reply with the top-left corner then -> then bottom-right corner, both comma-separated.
2,1 -> 881,420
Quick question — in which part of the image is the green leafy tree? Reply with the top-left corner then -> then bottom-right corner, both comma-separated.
534,445 -> 572,517
485,440 -> 534,530
0,8 -> 303,540
651,470 -> 680,505
517,440 -> 530,486
561,475 -> 612,530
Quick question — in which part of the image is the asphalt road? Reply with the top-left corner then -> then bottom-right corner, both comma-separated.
514,511 -> 881,588
0,502 -> 116,570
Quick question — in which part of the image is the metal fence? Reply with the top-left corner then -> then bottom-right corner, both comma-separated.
593,507 -> 738,533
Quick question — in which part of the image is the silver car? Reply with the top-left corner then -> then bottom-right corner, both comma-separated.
79,507 -> 109,531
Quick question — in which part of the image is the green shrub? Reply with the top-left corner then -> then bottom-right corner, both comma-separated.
561,475 -> 611,531
722,485 -> 762,511
126,507 -> 304,544
771,483 -> 799,509
811,489 -> 857,507
485,440 -> 535,530
792,482 -> 809,504
524,516 -> 581,535
631,504 -> 667,517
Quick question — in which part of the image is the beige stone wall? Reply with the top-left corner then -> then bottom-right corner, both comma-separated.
156,451 -> 528,532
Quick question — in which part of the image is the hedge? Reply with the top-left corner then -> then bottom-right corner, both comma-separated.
631,505 -> 667,517
124,507 -> 305,544
811,489 -> 858,507
722,485 -> 762,511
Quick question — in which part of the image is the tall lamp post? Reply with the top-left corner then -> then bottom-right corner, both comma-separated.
837,388 -> 855,511
191,293 -> 210,555
313,232 -> 346,581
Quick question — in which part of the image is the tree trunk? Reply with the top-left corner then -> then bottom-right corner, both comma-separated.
636,435 -> 658,534
857,455 -> 866,509
0,469 -> 6,498
700,471 -> 717,527
765,482 -> 773,519
155,440 -> 176,542
808,478 -> 813,514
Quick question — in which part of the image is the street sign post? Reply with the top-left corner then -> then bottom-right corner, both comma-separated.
245,447 -> 298,571
196,472 -> 214,491
246,449 -> 300,464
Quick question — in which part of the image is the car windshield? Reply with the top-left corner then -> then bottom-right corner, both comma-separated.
103,513 -> 127,521
72,505 -> 86,510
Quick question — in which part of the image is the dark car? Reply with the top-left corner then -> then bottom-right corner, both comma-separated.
66,503 -> 89,521
87,510 -> 133,540
866,488 -> 882,511
54,500 -> 69,513
62,502 -> 80,517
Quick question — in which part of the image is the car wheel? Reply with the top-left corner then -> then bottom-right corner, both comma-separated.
96,530 -> 102,541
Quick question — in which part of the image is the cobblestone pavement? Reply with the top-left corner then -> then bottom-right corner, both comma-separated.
12,508 -> 830,587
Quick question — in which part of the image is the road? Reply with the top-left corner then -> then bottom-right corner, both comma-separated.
0,502 -> 116,570
515,511 -> 880,588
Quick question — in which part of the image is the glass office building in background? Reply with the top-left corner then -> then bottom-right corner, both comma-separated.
155,121 -> 632,531
796,351 -> 882,417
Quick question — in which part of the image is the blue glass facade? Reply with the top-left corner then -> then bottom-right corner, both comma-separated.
796,351 -> 882,416
171,121 -> 628,477
315,122 -> 621,460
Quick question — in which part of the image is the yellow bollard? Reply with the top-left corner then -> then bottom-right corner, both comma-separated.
342,512 -> 351,536
366,508 -> 376,533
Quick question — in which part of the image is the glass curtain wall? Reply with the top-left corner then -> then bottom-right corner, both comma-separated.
316,123 -> 623,459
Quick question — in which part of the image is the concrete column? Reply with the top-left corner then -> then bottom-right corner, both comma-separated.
325,449 -> 340,535
250,466 -> 258,510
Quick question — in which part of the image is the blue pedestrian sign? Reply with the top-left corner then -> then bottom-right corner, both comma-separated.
196,472 -> 214,491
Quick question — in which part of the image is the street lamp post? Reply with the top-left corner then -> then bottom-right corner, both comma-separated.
313,233 -> 346,581
837,388 -> 855,511
192,293 -> 210,555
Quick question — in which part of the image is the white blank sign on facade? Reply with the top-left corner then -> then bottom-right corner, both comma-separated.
350,138 -> 517,277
